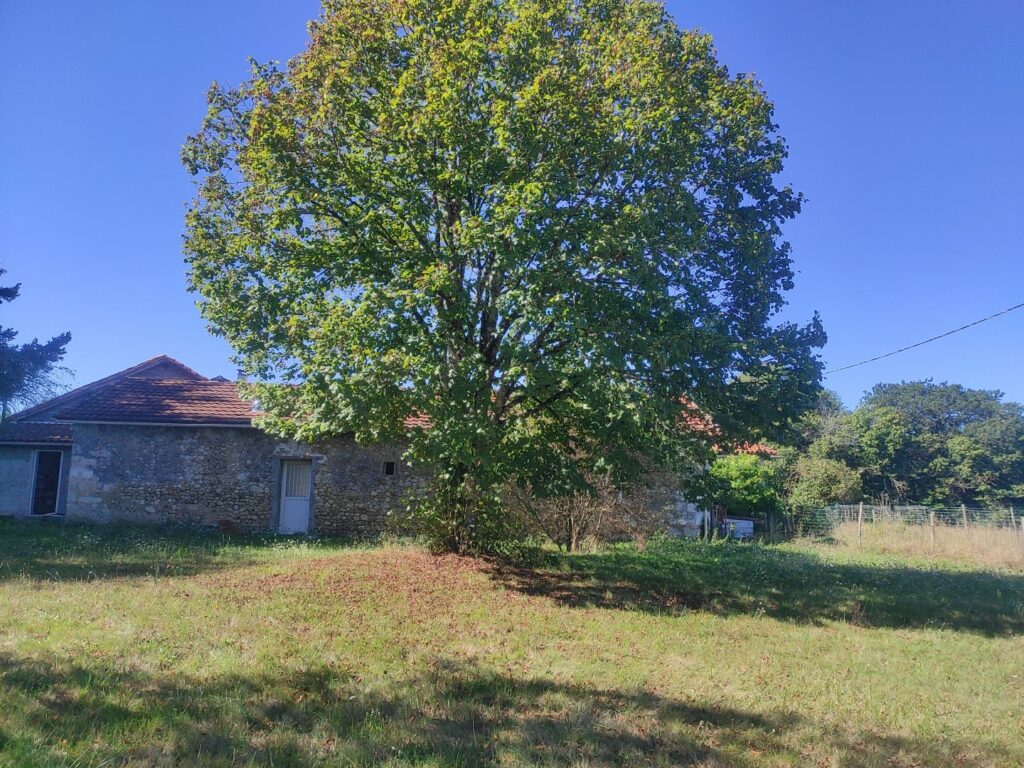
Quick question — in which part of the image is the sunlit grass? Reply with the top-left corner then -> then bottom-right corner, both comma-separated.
797,519 -> 1024,571
0,519 -> 1021,767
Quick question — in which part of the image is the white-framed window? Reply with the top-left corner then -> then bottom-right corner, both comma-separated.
283,460 -> 312,498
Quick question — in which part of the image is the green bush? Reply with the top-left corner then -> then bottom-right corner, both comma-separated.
706,454 -> 785,526
788,456 -> 862,509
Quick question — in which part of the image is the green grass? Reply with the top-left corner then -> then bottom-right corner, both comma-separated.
0,520 -> 1021,767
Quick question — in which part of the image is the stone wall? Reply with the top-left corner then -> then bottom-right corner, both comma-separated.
66,423 -> 422,535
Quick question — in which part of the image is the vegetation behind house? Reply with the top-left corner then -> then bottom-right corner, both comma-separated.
700,381 -> 1024,529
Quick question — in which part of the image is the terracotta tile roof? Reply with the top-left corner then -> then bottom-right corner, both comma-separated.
403,411 -> 431,429
677,397 -> 777,456
11,354 -> 205,421
736,443 -> 778,457
55,378 -> 256,426
0,422 -> 74,445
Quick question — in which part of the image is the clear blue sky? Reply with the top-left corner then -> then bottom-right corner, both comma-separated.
2,1 -> 1022,408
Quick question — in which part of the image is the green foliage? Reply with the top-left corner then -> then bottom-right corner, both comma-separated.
507,467 -> 677,551
863,381 -> 1006,434
814,406 -> 923,501
0,267 -> 71,420
403,477 -> 524,555
183,0 -> 824,550
802,381 -> 1024,508
704,453 -> 785,523
790,388 -> 846,449
786,455 -> 862,509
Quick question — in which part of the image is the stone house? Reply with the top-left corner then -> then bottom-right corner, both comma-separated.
0,356 -> 420,535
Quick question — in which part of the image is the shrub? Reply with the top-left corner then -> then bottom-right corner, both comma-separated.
788,455 -> 862,508
507,471 -> 677,552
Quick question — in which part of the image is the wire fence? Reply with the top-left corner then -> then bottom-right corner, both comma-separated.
779,503 -> 1024,568
788,503 -> 1021,535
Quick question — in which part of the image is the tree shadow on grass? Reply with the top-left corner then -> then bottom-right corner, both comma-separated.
0,652 -> 1010,768
484,541 -> 1024,636
0,518 -> 315,583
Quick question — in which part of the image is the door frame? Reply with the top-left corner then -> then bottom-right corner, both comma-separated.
273,457 -> 315,534
29,448 -> 65,516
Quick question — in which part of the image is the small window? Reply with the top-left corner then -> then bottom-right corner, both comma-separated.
383,461 -> 397,477
282,460 -> 312,498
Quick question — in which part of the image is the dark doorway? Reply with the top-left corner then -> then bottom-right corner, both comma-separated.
31,451 -> 62,515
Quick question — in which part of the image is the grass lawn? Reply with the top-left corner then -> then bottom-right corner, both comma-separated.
0,520 -> 1021,767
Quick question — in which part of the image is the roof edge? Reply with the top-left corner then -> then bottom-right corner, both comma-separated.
0,440 -> 74,446
63,419 -> 254,428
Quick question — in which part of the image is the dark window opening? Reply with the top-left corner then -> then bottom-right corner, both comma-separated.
32,451 -> 62,516
383,461 -> 396,477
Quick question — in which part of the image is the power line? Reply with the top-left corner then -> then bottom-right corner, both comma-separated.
824,299 -> 1024,375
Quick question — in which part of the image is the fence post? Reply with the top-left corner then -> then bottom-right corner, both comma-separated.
961,504 -> 968,530
857,502 -> 864,548
930,509 -> 936,547
1011,507 -> 1018,541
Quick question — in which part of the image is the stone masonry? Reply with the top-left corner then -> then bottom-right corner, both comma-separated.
66,423 -> 423,535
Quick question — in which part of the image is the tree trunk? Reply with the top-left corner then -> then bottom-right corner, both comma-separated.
439,464 -> 474,553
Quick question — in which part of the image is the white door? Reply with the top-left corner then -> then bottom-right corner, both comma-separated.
279,460 -> 312,533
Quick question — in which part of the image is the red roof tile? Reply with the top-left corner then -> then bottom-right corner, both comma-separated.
677,397 -> 777,456
0,422 -> 74,444
735,443 -> 778,457
56,378 -> 255,426
403,411 -> 431,429
11,355 -> 205,421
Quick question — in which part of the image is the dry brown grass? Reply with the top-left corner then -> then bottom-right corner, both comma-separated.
814,520 -> 1024,570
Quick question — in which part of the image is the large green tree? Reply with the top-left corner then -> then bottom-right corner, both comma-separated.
0,268 -> 71,421
807,381 -> 1024,507
183,0 -> 824,550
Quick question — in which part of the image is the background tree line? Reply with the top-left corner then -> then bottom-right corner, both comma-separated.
702,381 -> 1024,523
